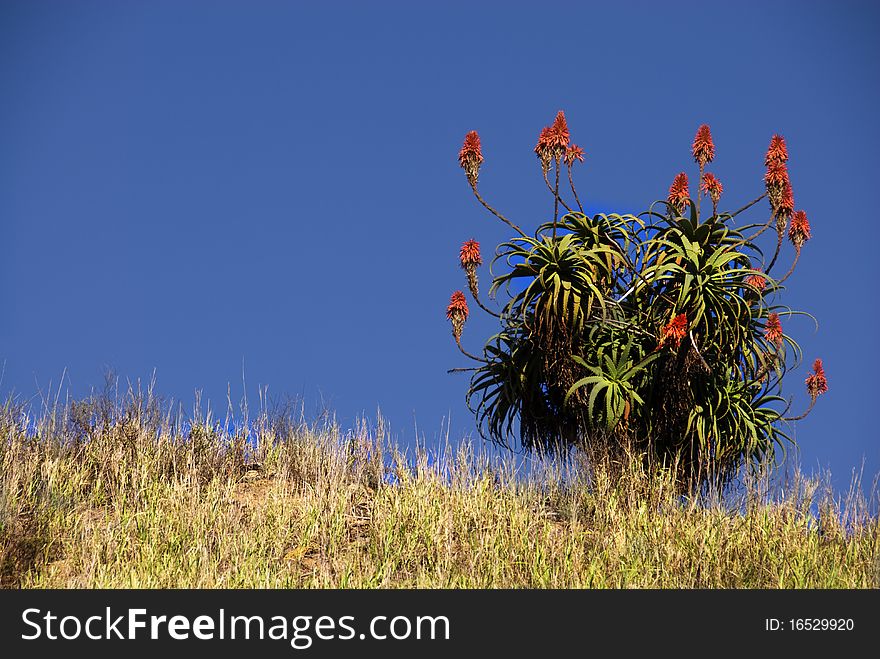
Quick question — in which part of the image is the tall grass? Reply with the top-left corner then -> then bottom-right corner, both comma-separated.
0,386 -> 877,588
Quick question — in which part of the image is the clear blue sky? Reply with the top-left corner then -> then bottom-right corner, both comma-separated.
1,1 -> 877,493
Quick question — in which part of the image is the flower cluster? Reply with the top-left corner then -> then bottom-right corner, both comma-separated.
764,135 -> 794,227
765,135 -> 788,166
564,144 -> 585,167
764,161 -> 790,198
805,358 -> 828,400
535,111 -> 570,173
788,210 -> 811,251
777,181 -> 794,232
458,131 -> 484,186
659,313 -> 689,350
701,172 -> 723,213
667,173 -> 690,214
692,124 -> 715,168
446,291 -> 469,341
764,313 -> 783,348
745,274 -> 766,293
459,239 -> 482,299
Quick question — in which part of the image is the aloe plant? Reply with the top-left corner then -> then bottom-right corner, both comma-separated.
447,114 -> 827,487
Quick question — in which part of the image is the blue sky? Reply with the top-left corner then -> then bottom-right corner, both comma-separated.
1,1 -> 877,494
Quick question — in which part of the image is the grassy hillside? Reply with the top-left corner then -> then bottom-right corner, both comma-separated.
1,393 -> 877,588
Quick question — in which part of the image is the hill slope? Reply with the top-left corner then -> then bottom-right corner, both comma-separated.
1,398 -> 877,588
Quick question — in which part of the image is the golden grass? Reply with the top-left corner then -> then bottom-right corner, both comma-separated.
1,395 -> 877,588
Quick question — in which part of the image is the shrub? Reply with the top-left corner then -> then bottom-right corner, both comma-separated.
447,113 -> 827,487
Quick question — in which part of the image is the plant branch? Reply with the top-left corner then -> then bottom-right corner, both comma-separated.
782,396 -> 816,422
469,182 -> 528,238
775,248 -> 801,286
739,216 -> 775,244
728,192 -> 768,220
696,163 -> 704,222
456,336 -> 488,363
471,289 -> 502,318
727,213 -> 774,253
764,232 -> 784,275
567,164 -> 584,213
542,168 -> 573,215
553,159 -> 562,236
543,158 -> 567,241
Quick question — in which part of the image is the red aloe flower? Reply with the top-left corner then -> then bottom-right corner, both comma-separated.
764,161 -> 789,189
745,274 -> 766,292
777,181 -> 794,222
535,125 -> 555,173
764,312 -> 783,348
660,313 -> 689,350
805,358 -> 828,400
458,130 -> 484,186
788,210 -> 811,250
549,110 -> 570,152
459,239 -> 482,299
692,124 -> 715,167
765,134 -> 789,166
667,172 -> 690,213
535,125 -> 554,151
700,172 -> 723,204
459,239 -> 482,269
564,144 -> 585,166
765,161 -> 790,214
535,111 -> 571,172
446,291 -> 469,341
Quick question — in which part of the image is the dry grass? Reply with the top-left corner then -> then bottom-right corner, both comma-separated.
1,391 -> 877,588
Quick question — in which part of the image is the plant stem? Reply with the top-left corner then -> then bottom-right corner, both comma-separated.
469,182 -> 528,238
697,163 -> 704,222
728,192 -> 768,220
470,288 -> 502,319
456,336 -> 488,363
775,247 -> 801,285
543,169 -> 573,215
783,396 -> 816,422
764,232 -> 784,275
730,214 -> 774,250
553,158 -> 562,239
567,164 -> 583,213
